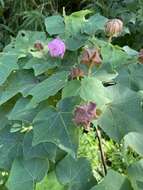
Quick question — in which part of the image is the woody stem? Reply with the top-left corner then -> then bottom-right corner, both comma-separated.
96,126 -> 107,176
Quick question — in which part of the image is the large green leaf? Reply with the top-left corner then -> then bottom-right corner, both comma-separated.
116,64 -> 143,91
0,127 -> 23,170
33,97 -> 80,157
0,54 -> 18,85
0,70 -> 36,106
0,103 -> 13,130
98,85 -> 143,142
27,71 -> 68,108
83,13 -> 108,35
4,31 -> 46,56
23,131 -> 58,162
62,80 -> 81,98
24,57 -> 59,76
80,77 -> 110,107
127,160 -> 143,190
124,132 -> 143,156
91,169 -> 132,190
101,44 -> 133,71
8,98 -> 38,123
63,77 -> 110,107
64,10 -> 90,50
56,155 -> 97,190
64,10 -> 91,37
36,172 -> 65,190
45,15 -> 65,35
6,158 -> 49,190
65,34 -> 88,51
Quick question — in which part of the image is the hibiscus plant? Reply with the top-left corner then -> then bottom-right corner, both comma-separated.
0,10 -> 143,190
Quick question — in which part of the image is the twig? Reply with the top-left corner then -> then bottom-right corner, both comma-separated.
96,126 -> 107,176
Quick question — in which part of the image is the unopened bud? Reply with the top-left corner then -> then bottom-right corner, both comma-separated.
81,48 -> 102,66
34,41 -> 44,51
105,19 -> 123,37
69,67 -> 84,80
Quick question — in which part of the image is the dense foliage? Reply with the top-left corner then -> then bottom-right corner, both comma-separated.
0,1 -> 143,190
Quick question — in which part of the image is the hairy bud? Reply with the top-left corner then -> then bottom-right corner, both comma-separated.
69,67 -> 84,80
81,48 -> 102,66
105,19 -> 123,37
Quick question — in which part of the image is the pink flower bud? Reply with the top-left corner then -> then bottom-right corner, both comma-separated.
48,38 -> 66,58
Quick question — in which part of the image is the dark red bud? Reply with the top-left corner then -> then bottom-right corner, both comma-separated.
69,67 -> 84,79
34,41 -> 44,51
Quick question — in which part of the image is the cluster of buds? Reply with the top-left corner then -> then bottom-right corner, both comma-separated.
81,48 -> 102,66
74,102 -> 97,131
69,67 -> 84,80
138,49 -> 143,64
105,19 -> 123,39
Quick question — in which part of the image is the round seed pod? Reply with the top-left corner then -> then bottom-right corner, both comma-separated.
105,19 -> 123,37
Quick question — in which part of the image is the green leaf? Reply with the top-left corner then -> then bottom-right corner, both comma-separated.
6,158 -> 49,190
64,10 -> 90,50
0,54 -> 18,85
116,64 -> 143,91
33,97 -> 80,157
83,13 -> 108,35
64,10 -> 91,37
4,31 -> 46,56
24,57 -> 59,76
101,44 -> 131,71
56,155 -> 97,190
23,131 -> 58,162
36,172 -> 65,190
80,77 -> 110,107
124,132 -> 143,156
8,98 -> 38,122
0,103 -> 13,130
63,77 -> 110,107
98,85 -> 143,142
62,80 -> 81,98
45,15 -> 65,35
0,127 -> 23,170
65,34 -> 88,51
27,71 -> 68,108
0,70 -> 36,106
127,160 -> 143,190
91,169 -> 132,190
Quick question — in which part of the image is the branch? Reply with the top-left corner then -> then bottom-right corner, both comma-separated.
96,126 -> 107,176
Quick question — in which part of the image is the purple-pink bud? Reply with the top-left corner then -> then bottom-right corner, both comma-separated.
74,102 -> 96,131
48,38 -> 66,58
